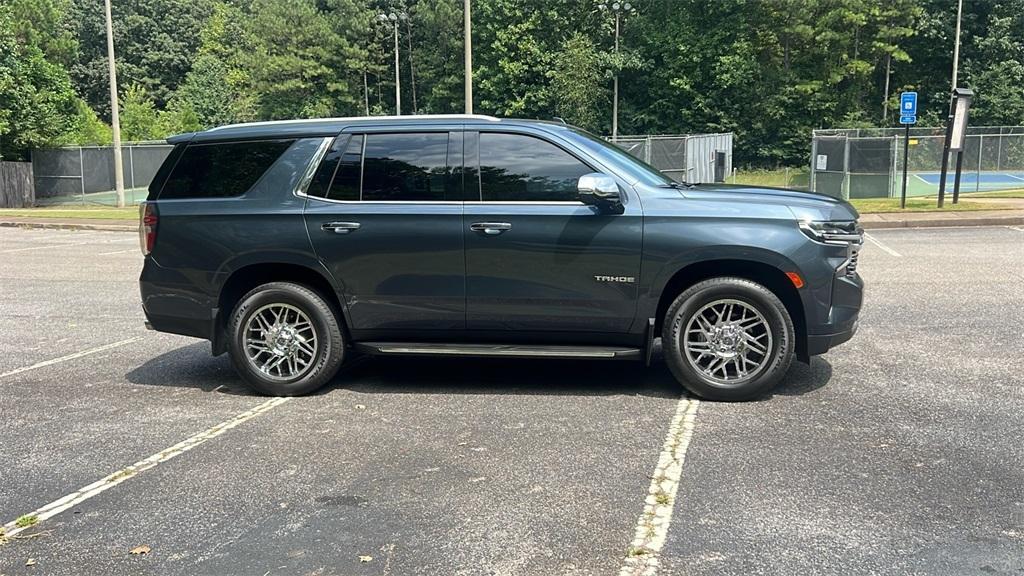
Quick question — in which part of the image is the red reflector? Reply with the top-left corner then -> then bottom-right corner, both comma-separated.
786,272 -> 805,289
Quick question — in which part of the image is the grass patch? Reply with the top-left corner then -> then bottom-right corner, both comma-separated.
732,167 -> 810,190
957,188 -> 1024,199
627,546 -> 650,557
0,206 -> 137,220
849,198 -> 1002,213
14,514 -> 39,528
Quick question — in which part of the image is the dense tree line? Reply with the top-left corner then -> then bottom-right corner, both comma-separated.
1,0 -> 1022,165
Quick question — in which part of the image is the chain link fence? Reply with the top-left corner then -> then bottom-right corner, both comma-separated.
31,142 -> 173,206
810,126 -> 1024,200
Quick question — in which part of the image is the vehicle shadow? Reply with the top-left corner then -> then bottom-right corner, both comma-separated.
126,341 -> 833,400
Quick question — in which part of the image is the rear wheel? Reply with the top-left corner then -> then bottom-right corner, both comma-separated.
227,282 -> 344,396
662,277 -> 794,401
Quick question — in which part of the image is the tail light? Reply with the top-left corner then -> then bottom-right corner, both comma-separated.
139,202 -> 158,255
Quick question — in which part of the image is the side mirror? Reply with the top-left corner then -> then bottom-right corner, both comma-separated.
577,173 -> 624,214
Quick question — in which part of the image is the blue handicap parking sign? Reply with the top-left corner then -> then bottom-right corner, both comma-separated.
900,92 -> 918,116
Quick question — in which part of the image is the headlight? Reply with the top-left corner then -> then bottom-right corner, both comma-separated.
798,220 -> 864,277
798,220 -> 863,245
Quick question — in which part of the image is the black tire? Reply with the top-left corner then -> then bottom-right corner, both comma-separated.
227,282 -> 344,396
662,277 -> 794,401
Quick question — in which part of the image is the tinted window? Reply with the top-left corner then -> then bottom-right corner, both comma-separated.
478,133 -> 592,202
159,140 -> 294,199
362,133 -> 448,201
306,135 -> 362,201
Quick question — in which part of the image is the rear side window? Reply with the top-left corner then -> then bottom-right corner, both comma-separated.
158,140 -> 294,199
361,133 -> 449,201
477,132 -> 592,202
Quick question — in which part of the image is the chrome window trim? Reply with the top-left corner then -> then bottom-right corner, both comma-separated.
292,137 -> 334,198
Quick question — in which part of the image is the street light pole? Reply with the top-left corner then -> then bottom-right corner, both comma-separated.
952,0 -> 963,90
103,0 -> 124,208
612,11 -> 619,140
464,0 -> 473,114
599,2 -> 634,141
393,18 -> 400,115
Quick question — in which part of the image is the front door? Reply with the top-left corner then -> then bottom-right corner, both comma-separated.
463,131 -> 642,333
304,130 -> 465,332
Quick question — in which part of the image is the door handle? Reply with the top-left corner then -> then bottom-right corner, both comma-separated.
322,221 -> 361,234
470,222 -> 512,235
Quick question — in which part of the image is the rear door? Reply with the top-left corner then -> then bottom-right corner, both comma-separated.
303,127 -> 466,333
463,129 -> 643,333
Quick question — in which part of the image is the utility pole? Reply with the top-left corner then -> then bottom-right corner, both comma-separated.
104,0 -> 125,208
464,0 -> 473,114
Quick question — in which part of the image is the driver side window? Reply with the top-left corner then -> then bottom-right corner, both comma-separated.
476,132 -> 592,202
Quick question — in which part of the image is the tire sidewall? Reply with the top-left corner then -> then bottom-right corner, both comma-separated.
664,278 -> 794,401
228,284 -> 343,396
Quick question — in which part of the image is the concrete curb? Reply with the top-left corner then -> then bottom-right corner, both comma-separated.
860,215 -> 1024,229
0,221 -> 136,233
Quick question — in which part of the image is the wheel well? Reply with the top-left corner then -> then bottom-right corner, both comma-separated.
653,260 -> 808,361
214,263 -> 347,355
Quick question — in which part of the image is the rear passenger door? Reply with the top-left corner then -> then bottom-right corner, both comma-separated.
303,128 -> 466,334
463,130 -> 643,333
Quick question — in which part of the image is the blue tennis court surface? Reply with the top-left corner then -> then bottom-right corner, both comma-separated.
915,171 -> 1024,189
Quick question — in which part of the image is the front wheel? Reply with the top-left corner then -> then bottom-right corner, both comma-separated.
227,282 -> 345,396
662,277 -> 794,401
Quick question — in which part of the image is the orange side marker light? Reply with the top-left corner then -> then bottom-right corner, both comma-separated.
786,272 -> 805,289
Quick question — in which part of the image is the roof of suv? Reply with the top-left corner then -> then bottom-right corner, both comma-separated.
168,114 -> 569,144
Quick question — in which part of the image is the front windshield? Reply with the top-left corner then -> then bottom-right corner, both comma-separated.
564,127 -> 675,187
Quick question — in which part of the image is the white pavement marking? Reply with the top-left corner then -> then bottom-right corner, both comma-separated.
864,232 -> 902,257
0,338 -> 141,379
1008,226 -> 1024,232
1,397 -> 291,538
97,248 -> 138,256
619,398 -> 700,576
0,243 -> 85,254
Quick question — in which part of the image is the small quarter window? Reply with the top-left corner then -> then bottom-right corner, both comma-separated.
159,140 -> 294,199
306,135 -> 363,201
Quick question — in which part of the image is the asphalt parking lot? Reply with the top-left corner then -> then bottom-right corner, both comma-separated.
0,225 -> 1022,576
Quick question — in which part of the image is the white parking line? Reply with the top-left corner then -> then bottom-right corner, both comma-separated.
97,248 -> 138,256
0,338 -> 141,379
0,243 -> 85,254
619,398 -> 700,576
1,397 -> 291,538
1008,226 -> 1024,232
864,232 -> 902,257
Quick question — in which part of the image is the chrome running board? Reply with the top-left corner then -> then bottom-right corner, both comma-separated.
355,342 -> 642,360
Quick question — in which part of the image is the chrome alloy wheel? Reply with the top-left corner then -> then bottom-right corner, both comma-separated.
244,303 -> 318,381
683,299 -> 773,386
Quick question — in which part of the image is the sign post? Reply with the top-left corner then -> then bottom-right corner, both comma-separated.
937,88 -> 974,208
898,92 -> 917,209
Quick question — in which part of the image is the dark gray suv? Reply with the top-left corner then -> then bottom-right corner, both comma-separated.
139,115 -> 863,400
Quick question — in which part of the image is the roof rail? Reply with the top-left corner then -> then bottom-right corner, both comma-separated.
207,114 -> 501,132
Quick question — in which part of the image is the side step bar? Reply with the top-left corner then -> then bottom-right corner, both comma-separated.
355,342 -> 642,360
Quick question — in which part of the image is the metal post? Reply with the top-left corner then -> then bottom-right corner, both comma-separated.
810,136 -> 817,192
952,150 -> 964,204
976,134 -> 982,193
79,146 -> 86,206
900,125 -> 910,208
104,0 -> 125,208
952,0 -> 963,91
393,21 -> 401,115
612,12 -> 620,140
937,111 -> 954,207
464,0 -> 473,114
128,145 -> 135,190
842,136 -> 851,200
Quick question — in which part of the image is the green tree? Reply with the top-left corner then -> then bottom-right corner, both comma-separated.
119,83 -> 159,141
548,32 -> 607,131
0,2 -> 79,160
